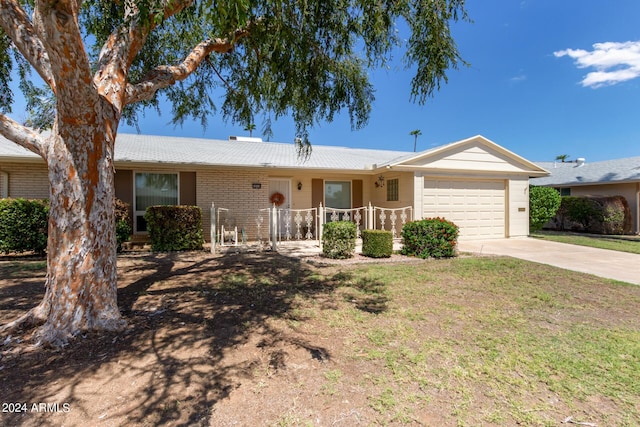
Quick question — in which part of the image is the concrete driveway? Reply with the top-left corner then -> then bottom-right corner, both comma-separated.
458,238 -> 640,285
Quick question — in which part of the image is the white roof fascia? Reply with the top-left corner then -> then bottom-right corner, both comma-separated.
381,135 -> 549,176
388,164 -> 549,177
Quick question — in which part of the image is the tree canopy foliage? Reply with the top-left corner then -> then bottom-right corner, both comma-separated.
1,0 -> 469,145
0,0 -> 469,345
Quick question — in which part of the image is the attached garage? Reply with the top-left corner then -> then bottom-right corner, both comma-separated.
385,136 -> 549,240
423,179 -> 506,239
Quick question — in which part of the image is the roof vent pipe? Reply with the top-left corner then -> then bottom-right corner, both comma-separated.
228,136 -> 263,142
576,157 -> 586,167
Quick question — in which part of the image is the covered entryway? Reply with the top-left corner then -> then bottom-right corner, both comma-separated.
423,178 -> 506,239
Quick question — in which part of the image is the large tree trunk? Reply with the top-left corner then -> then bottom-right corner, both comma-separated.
31,121 -> 125,346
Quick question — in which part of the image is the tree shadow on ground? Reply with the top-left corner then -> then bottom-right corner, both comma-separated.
0,251 -> 369,427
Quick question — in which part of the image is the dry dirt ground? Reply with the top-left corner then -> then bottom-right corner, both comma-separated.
0,251 -> 421,427
0,250 -> 637,426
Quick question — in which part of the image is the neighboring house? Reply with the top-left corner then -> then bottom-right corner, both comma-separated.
0,133 -> 548,241
532,157 -> 640,234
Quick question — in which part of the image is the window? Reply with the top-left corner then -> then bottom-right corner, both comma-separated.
387,178 -> 399,201
325,181 -> 351,221
325,181 -> 351,209
134,172 -> 178,232
555,187 -> 571,197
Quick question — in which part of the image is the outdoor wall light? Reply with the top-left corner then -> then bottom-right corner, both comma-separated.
297,181 -> 302,190
375,176 -> 385,188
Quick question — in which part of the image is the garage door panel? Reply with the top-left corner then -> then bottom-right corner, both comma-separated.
423,179 -> 505,239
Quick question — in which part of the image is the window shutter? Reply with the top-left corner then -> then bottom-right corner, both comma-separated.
180,172 -> 197,205
312,179 -> 323,208
353,179 -> 363,207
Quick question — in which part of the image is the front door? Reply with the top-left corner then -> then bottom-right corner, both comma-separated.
268,179 -> 291,238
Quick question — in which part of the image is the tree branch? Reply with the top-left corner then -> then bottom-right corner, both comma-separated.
0,0 -> 55,92
94,0 -> 195,111
0,114 -> 47,158
34,0 -> 96,113
124,33 -> 246,104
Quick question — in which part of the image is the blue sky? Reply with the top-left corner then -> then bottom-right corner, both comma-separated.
7,0 -> 640,162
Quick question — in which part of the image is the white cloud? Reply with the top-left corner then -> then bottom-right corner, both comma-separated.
554,40 -> 640,88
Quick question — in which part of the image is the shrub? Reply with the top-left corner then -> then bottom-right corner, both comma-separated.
0,198 -> 49,254
529,186 -> 561,232
115,220 -> 132,252
361,229 -> 393,258
401,217 -> 459,259
322,221 -> 357,259
145,205 -> 204,251
554,195 -> 631,235
115,199 -> 132,252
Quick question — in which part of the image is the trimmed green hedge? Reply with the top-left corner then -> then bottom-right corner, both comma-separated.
145,205 -> 204,251
529,186 -> 561,232
401,217 -> 459,259
322,221 -> 357,259
0,198 -> 49,254
361,229 -> 393,258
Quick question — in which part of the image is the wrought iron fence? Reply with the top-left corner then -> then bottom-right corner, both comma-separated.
373,206 -> 413,238
273,207 -> 318,242
211,202 -> 413,253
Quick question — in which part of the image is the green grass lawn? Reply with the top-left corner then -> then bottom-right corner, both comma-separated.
320,258 -> 640,426
532,230 -> 640,254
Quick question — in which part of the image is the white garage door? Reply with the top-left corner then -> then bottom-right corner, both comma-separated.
423,179 -> 506,240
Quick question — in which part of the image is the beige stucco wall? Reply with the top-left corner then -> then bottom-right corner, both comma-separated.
564,182 -> 639,234
368,171 -> 415,210
507,178 -> 530,237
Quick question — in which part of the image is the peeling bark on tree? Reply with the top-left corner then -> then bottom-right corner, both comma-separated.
1,115 -> 126,346
34,120 -> 126,346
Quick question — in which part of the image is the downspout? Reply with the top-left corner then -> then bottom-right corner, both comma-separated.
0,171 -> 8,198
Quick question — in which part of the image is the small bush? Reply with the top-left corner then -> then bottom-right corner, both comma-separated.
322,221 -> 357,259
361,229 -> 393,258
115,199 -> 132,252
0,198 -> 49,254
529,186 -> 561,232
553,195 -> 632,235
145,205 -> 204,251
401,218 -> 459,259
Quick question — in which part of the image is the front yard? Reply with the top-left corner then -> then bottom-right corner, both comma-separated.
1,251 -> 639,426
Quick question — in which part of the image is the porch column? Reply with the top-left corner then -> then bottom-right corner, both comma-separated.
271,204 -> 278,251
210,202 -> 216,254
413,172 -> 424,220
318,203 -> 324,245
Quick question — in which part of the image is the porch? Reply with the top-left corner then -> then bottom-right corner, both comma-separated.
210,203 -> 413,254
